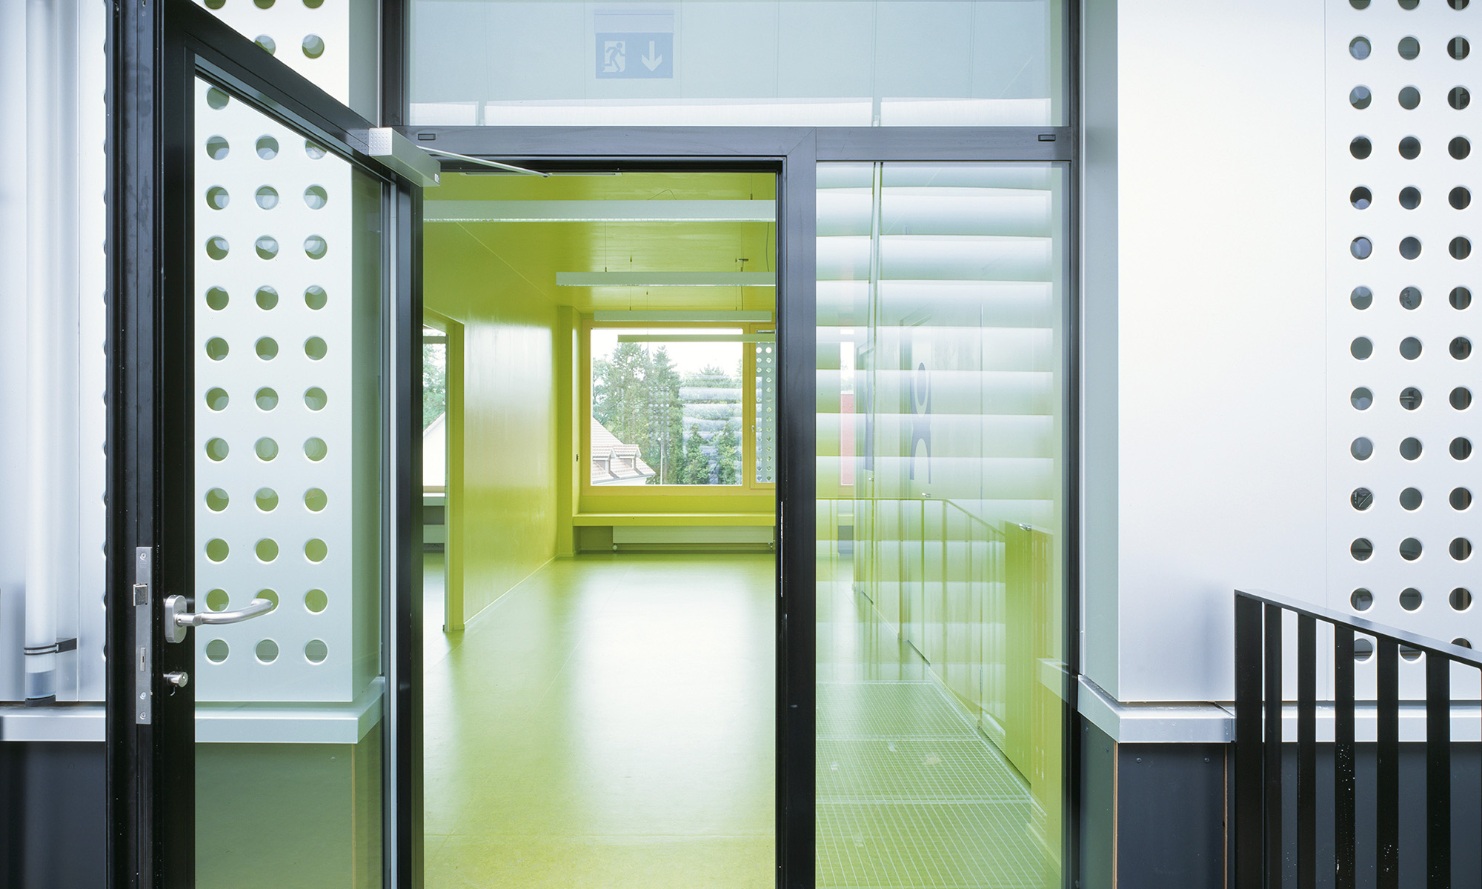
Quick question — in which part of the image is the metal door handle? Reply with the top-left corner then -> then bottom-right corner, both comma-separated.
164,595 -> 275,643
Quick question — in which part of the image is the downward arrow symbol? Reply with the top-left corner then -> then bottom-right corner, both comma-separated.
641,40 -> 663,71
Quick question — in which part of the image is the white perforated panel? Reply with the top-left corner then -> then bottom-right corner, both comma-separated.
1329,0 -> 1481,698
193,78 -> 369,703
755,343 -> 776,483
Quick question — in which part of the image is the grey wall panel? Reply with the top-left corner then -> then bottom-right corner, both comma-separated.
0,742 -> 106,889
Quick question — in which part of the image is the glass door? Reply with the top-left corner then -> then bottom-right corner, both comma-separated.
135,3 -> 431,886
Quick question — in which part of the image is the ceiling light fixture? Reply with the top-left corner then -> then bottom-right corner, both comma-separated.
593,310 -> 773,323
425,200 -> 775,223
557,272 -> 775,287
617,333 -> 776,344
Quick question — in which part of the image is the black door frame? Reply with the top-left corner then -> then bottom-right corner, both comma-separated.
109,2 -> 424,886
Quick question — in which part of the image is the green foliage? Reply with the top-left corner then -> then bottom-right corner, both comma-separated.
422,342 -> 446,429
680,424 -> 711,484
593,344 -> 684,483
713,420 -> 739,484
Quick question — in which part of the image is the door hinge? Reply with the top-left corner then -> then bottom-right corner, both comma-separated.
134,547 -> 152,725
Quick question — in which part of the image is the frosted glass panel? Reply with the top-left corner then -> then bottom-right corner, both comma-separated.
816,162 -> 1067,888
411,0 -> 1065,126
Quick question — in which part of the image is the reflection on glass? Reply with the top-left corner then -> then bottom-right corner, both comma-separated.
411,0 -> 1065,127
589,327 -> 746,486
816,163 -> 1066,888
192,76 -> 384,887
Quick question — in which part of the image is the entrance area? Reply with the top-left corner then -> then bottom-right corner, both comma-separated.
420,168 -> 779,887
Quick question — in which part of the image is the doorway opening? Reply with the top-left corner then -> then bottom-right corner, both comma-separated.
419,168 -> 779,888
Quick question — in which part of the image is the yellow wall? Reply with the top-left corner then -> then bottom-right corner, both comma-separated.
426,224 -> 558,623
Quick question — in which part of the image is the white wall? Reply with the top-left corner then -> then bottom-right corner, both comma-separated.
1085,0 -> 1329,703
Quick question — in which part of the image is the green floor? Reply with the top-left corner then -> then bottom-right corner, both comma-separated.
423,553 -> 776,889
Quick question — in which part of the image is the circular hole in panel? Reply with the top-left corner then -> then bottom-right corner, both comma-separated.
1452,336 -> 1472,359
255,337 -> 278,360
254,236 -> 278,260
305,589 -> 328,613
206,186 -> 229,209
1452,588 -> 1474,610
206,539 -> 229,562
255,136 -> 279,160
1400,0 -> 1419,7
305,285 -> 327,309
205,639 -> 229,664
304,539 -> 328,563
1453,286 -> 1473,309
1351,387 -> 1374,410
1400,386 -> 1423,409
1402,588 -> 1424,611
1351,36 -> 1373,59
205,438 -> 229,462
304,235 -> 327,260
305,139 -> 327,159
1352,286 -> 1374,309
1354,638 -> 1375,661
255,286 -> 278,310
1400,236 -> 1422,259
1401,487 -> 1424,509
255,387 -> 278,410
204,0 -> 225,8
304,387 -> 327,411
1350,86 -> 1373,109
206,136 -> 230,160
304,185 -> 328,209
1452,136 -> 1473,159
305,0 -> 325,7
1453,487 -> 1473,509
1400,186 -> 1422,208
255,488 -> 279,512
305,640 -> 328,664
1455,538 -> 1475,560
1451,35 -> 1471,59
205,488 -> 229,512
1400,645 -> 1423,662
1451,186 -> 1472,209
304,336 -> 327,360
254,437 -> 279,461
205,236 -> 229,260
1351,186 -> 1373,208
1399,35 -> 1421,59
304,488 -> 328,512
1453,236 -> 1473,259
1401,286 -> 1423,309
205,589 -> 230,611
205,337 -> 229,360
1399,86 -> 1422,108
1401,436 -> 1423,459
1351,538 -> 1374,560
1351,487 -> 1374,510
256,639 -> 279,663
1351,337 -> 1373,359
1399,136 -> 1422,159
1352,589 -> 1374,611
1452,436 -> 1473,459
1401,537 -> 1424,560
254,35 -> 276,55
1453,386 -> 1473,409
1400,336 -> 1423,359
302,34 -> 326,59
255,186 -> 279,210
255,538 -> 279,562
1451,86 -> 1471,109
1351,137 -> 1373,159
254,0 -> 275,7
206,87 -> 230,110
205,387 -> 229,411
304,437 -> 328,461
1351,437 -> 1375,459
206,286 -> 229,310
1451,0 -> 1469,8
1455,638 -> 1473,649
1351,237 -> 1373,259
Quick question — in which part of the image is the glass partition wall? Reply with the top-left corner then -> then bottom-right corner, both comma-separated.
816,163 -> 1068,888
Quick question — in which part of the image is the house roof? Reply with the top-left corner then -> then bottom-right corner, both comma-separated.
590,418 -> 656,485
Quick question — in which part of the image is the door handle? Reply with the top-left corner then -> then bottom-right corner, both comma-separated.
163,595 -> 275,644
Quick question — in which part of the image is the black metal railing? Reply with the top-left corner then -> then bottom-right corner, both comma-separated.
1234,588 -> 1482,889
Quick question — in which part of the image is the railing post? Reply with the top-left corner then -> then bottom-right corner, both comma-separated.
1234,594 -> 1264,889
1298,615 -> 1316,888
1426,652 -> 1451,889
1377,638 -> 1400,889
1335,626 -> 1356,889
1264,604 -> 1284,889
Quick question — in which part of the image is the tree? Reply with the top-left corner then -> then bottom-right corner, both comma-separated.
680,425 -> 711,485
593,341 -> 649,446
713,420 -> 739,484
645,347 -> 683,483
422,342 -> 446,429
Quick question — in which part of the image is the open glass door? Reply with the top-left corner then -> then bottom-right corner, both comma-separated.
127,2 -> 433,885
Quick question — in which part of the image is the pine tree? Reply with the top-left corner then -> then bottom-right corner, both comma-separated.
681,425 -> 710,485
713,421 -> 739,484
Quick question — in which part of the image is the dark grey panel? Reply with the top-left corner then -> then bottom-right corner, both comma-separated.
1078,719 -> 1115,889
0,741 -> 106,889
1117,742 -> 1226,889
